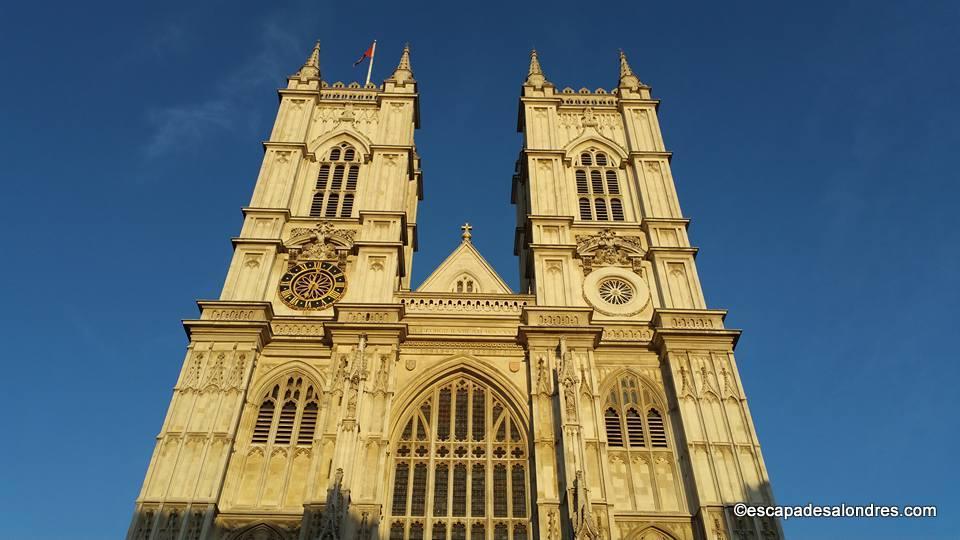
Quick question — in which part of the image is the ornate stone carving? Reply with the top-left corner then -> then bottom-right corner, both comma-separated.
575,228 -> 647,275
557,338 -> 580,417
133,509 -> 155,540
571,470 -> 601,540
536,355 -> 552,395
602,327 -> 654,341
538,313 -> 584,326
373,353 -> 391,394
156,509 -> 180,540
401,296 -> 530,314
181,352 -> 204,390
273,322 -> 325,336
315,468 -> 346,539
287,221 -> 356,265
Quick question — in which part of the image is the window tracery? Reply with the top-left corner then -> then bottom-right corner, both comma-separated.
604,373 -> 669,450
310,142 -> 361,218
389,376 -> 529,539
574,148 -> 624,222
250,375 -> 320,447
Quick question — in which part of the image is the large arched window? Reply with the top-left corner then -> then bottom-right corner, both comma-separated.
602,372 -> 682,512
574,148 -> 625,222
310,142 -> 361,218
604,373 -> 669,450
389,375 -> 529,540
250,375 -> 320,446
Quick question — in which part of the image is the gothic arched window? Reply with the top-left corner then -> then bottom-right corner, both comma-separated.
310,142 -> 361,218
453,275 -> 478,294
250,375 -> 320,446
574,148 -> 624,222
388,376 -> 529,540
604,373 -> 670,450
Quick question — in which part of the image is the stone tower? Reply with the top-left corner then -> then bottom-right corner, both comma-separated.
127,44 -> 781,540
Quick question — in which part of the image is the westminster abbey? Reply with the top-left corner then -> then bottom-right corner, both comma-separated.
128,43 -> 781,540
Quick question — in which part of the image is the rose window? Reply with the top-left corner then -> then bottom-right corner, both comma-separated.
598,278 -> 634,305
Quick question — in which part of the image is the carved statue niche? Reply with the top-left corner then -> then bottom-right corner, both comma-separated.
285,220 -> 357,266
574,229 -> 647,276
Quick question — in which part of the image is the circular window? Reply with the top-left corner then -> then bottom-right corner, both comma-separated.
598,278 -> 635,305
582,267 -> 651,317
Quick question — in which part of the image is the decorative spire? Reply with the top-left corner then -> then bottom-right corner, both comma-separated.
460,222 -> 473,243
618,49 -> 641,88
387,43 -> 414,83
525,49 -> 548,87
294,41 -> 321,80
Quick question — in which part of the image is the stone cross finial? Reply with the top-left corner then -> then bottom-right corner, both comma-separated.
461,223 -> 473,242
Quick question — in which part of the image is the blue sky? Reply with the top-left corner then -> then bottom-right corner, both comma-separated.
1,1 -> 957,538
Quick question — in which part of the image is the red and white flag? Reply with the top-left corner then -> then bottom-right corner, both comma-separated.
353,42 -> 375,66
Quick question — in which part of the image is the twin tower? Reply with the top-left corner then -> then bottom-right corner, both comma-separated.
128,43 -> 781,540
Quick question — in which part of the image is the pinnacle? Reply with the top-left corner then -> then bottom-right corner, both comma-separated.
618,49 -> 642,89
388,43 -> 415,83
295,41 -> 321,80
525,49 -> 548,87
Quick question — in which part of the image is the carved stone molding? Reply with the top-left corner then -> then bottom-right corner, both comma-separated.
654,310 -> 727,331
400,295 -> 532,315
602,327 -> 654,342
286,220 -> 356,266
575,228 -> 647,276
272,322 -> 325,336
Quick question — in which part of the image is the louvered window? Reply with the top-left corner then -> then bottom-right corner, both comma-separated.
249,376 -> 321,447
626,408 -> 645,447
604,373 -> 674,478
297,402 -> 318,444
309,142 -> 362,218
606,170 -> 619,193
389,376 -> 529,538
604,408 -> 623,447
274,401 -> 296,444
611,198 -> 624,221
579,198 -> 592,220
252,399 -> 274,443
576,170 -> 589,193
595,198 -> 609,221
648,408 -> 668,447
574,148 -> 626,221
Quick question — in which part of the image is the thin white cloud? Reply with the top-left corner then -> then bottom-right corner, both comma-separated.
144,99 -> 232,159
142,19 -> 300,159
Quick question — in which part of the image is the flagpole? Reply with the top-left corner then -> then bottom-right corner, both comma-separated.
365,40 -> 377,86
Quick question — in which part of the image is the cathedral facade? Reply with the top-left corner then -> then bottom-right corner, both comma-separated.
128,43 -> 781,540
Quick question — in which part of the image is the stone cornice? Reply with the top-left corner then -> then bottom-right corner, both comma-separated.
260,140 -> 309,153
518,307 -> 602,347
647,246 -> 700,257
183,301 -> 274,345
230,237 -> 283,248
642,217 -> 690,228
628,150 -> 673,160
653,308 -> 741,349
242,207 -> 291,218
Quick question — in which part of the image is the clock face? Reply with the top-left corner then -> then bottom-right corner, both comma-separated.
278,260 -> 347,310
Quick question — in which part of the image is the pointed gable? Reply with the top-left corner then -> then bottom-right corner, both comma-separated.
417,240 -> 512,294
